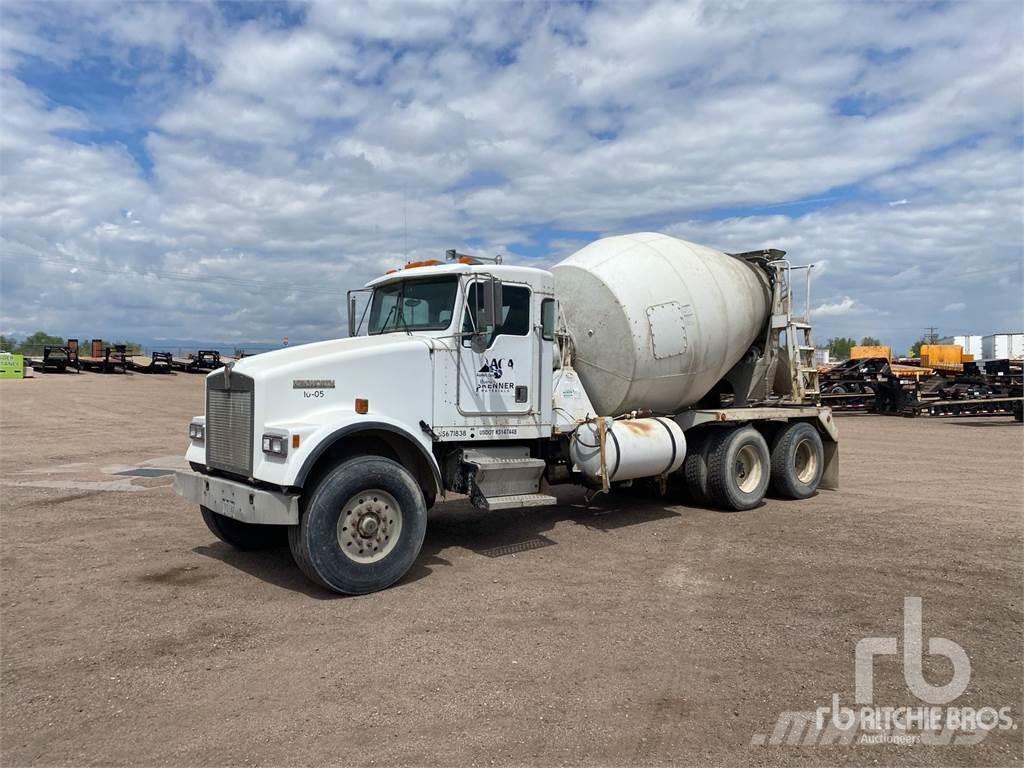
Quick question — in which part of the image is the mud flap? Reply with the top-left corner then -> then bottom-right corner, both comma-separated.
820,440 -> 839,491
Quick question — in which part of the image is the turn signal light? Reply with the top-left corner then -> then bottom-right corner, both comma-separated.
292,434 -> 300,449
355,398 -> 369,414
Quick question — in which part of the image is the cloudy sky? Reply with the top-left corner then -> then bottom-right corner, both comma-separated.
1,0 -> 1021,352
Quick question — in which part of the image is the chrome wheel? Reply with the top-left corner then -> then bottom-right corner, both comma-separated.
336,489 -> 402,564
735,444 -> 764,494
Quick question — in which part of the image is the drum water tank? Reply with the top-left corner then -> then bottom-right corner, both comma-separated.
552,233 -> 771,415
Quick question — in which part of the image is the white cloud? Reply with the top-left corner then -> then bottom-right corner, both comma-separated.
944,302 -> 966,312
0,0 -> 1021,351
812,297 -> 858,317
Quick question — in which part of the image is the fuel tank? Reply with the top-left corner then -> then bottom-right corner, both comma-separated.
569,416 -> 686,484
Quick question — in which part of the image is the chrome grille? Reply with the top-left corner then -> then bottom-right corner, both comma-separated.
206,381 -> 253,476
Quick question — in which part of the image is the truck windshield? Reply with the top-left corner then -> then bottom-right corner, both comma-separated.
367,276 -> 460,334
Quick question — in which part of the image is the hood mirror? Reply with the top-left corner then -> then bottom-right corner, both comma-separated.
347,294 -> 357,337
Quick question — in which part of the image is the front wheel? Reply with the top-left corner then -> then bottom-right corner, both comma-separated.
288,456 -> 427,595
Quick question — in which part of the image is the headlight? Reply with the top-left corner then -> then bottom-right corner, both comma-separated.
189,422 -> 205,441
262,433 -> 287,457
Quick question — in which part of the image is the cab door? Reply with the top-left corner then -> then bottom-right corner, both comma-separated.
457,281 -> 537,415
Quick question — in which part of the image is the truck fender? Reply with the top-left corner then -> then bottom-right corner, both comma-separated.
292,421 -> 442,499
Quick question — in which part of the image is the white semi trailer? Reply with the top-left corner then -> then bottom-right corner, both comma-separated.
175,233 -> 838,594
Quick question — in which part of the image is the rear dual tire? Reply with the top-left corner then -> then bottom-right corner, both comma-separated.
769,422 -> 824,499
680,431 -> 713,504
706,426 -> 771,511
679,422 -> 824,510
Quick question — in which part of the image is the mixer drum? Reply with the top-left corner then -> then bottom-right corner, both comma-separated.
552,233 -> 771,415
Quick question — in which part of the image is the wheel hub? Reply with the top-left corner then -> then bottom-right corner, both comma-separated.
357,514 -> 380,537
794,439 -> 818,484
735,444 -> 763,494
336,489 -> 402,564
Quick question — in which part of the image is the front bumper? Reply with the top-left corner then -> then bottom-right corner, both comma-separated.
174,470 -> 299,525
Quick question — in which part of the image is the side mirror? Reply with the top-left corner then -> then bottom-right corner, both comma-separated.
480,276 -> 503,331
465,276 -> 502,353
347,293 -> 357,337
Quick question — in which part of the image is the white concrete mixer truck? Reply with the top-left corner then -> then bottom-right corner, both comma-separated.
174,233 -> 838,594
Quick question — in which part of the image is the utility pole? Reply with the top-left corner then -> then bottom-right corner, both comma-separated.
923,326 -> 940,344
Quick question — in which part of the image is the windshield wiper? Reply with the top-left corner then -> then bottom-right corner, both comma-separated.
376,303 -> 398,335
397,299 -> 412,335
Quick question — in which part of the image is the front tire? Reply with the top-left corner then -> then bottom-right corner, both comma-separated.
288,456 -> 427,595
201,506 -> 283,550
706,426 -> 770,511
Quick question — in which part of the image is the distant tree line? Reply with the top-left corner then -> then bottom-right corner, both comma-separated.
825,336 -> 883,360
0,331 -> 142,356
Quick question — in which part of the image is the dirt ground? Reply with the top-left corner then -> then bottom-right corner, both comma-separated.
1,372 -> 1022,767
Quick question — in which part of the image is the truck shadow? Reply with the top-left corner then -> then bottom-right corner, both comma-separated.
406,487 -> 684,576
192,488 -> 687,598
191,542 -> 333,599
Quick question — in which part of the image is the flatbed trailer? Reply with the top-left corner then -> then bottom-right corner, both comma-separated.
910,396 -> 1023,419
173,350 -> 224,374
128,352 -> 174,374
79,345 -> 128,374
820,356 -> 1022,420
29,345 -> 80,373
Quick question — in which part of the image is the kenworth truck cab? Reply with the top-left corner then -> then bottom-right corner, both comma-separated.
175,235 -> 838,594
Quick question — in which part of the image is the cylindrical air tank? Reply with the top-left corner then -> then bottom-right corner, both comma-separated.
569,417 -> 686,484
552,232 -> 772,415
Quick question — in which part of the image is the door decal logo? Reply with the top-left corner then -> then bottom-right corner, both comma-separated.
475,358 -> 516,392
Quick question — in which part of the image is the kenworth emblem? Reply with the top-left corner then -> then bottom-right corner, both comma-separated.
293,379 -> 336,389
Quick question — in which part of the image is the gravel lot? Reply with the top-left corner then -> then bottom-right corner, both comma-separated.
2,372 -> 1022,767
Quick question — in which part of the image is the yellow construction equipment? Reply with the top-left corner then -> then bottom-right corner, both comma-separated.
920,344 -> 965,371
850,345 -> 891,360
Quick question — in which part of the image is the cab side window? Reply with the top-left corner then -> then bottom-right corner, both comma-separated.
462,283 -> 531,346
